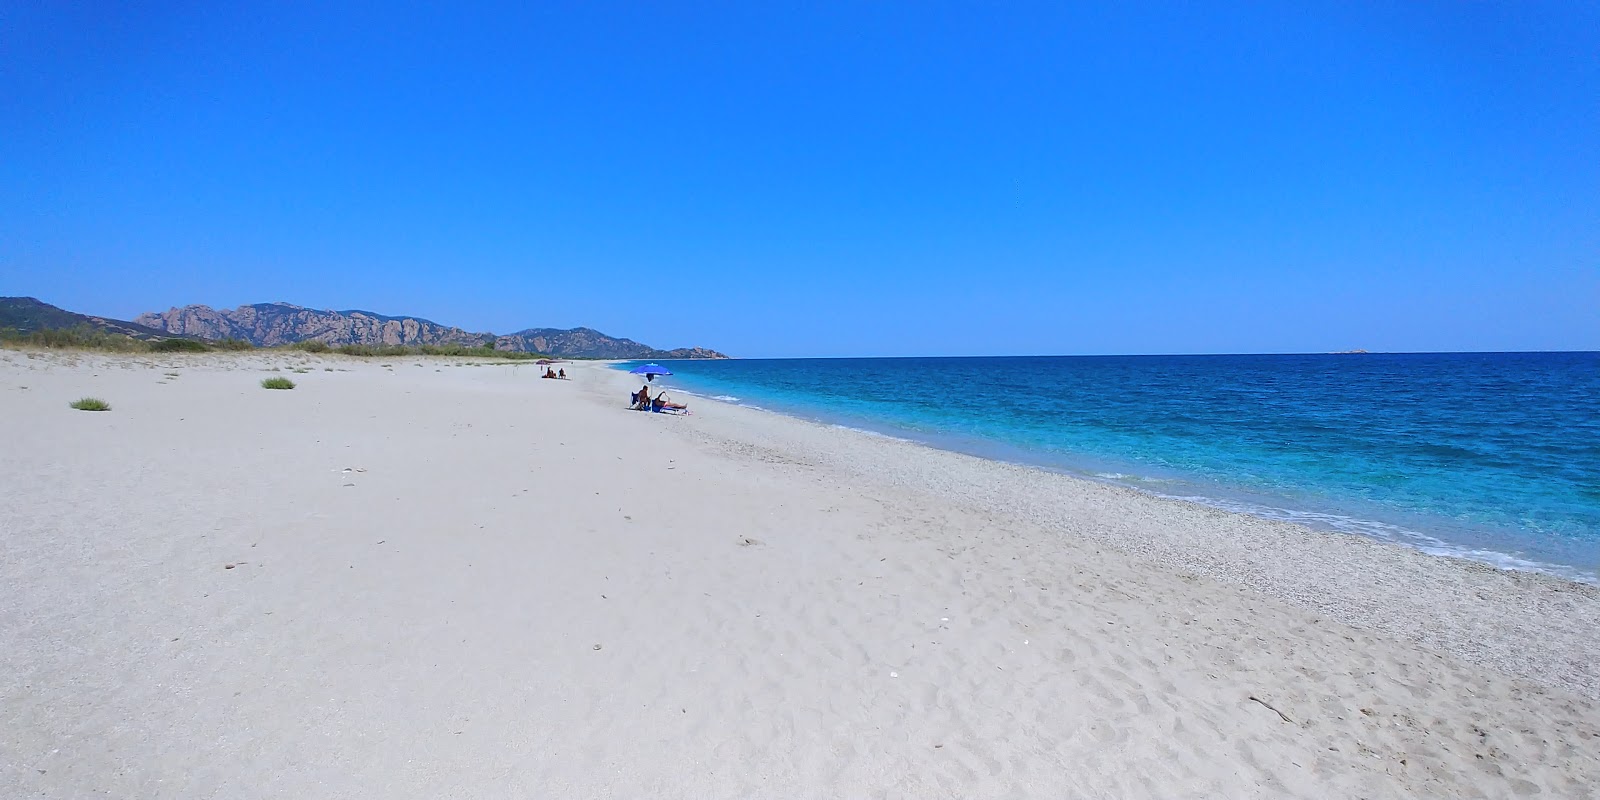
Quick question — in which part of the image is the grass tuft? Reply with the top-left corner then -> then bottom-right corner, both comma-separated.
70,397 -> 111,411
260,377 -> 296,390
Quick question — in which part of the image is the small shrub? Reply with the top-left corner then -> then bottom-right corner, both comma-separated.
150,338 -> 209,353
260,377 -> 296,390
336,343 -> 409,357
70,397 -> 111,411
213,337 -> 255,350
289,340 -> 330,353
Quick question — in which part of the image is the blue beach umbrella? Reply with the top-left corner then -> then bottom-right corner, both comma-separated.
629,363 -> 673,381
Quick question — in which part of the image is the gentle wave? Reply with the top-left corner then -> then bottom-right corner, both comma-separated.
1150,491 -> 1598,585
670,387 -> 747,405
1093,471 -> 1177,484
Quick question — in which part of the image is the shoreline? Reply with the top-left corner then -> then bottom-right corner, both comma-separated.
5,350 -> 1598,797
637,368 -> 1600,587
604,365 -> 1600,700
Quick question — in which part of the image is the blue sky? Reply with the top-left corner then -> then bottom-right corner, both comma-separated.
3,2 -> 1596,357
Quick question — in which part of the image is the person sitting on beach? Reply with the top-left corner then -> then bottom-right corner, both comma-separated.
651,392 -> 688,412
634,385 -> 653,410
558,368 -> 566,379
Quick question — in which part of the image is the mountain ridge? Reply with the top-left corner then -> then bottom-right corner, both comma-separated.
133,302 -> 727,359
1,297 -> 727,359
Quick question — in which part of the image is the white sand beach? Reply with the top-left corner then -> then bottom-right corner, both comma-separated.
3,350 -> 1597,799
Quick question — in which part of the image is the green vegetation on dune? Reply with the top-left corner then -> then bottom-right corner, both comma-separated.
149,338 -> 210,353
69,397 -> 111,411
260,377 -> 296,390
1,325 -> 255,354
3,325 -> 151,352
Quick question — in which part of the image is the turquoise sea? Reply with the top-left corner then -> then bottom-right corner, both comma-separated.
622,353 -> 1600,584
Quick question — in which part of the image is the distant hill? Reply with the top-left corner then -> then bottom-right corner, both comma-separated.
494,327 -> 724,360
0,297 -> 191,341
134,302 -> 727,359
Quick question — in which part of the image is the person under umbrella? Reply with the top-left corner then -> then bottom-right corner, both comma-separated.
628,363 -> 674,408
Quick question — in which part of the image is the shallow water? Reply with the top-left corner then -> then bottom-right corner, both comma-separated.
623,353 -> 1600,583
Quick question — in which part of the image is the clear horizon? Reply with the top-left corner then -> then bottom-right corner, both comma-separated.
4,3 -> 1597,358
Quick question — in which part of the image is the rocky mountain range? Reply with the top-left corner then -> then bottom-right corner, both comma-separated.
1,297 -> 726,359
135,303 -> 480,348
133,302 -> 726,359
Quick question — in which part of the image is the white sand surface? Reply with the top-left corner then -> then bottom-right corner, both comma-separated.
2,349 -> 1597,799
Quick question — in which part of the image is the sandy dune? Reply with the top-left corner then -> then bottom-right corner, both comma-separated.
2,350 -> 1597,799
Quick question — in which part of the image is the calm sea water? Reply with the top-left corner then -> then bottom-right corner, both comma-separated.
623,353 -> 1600,583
